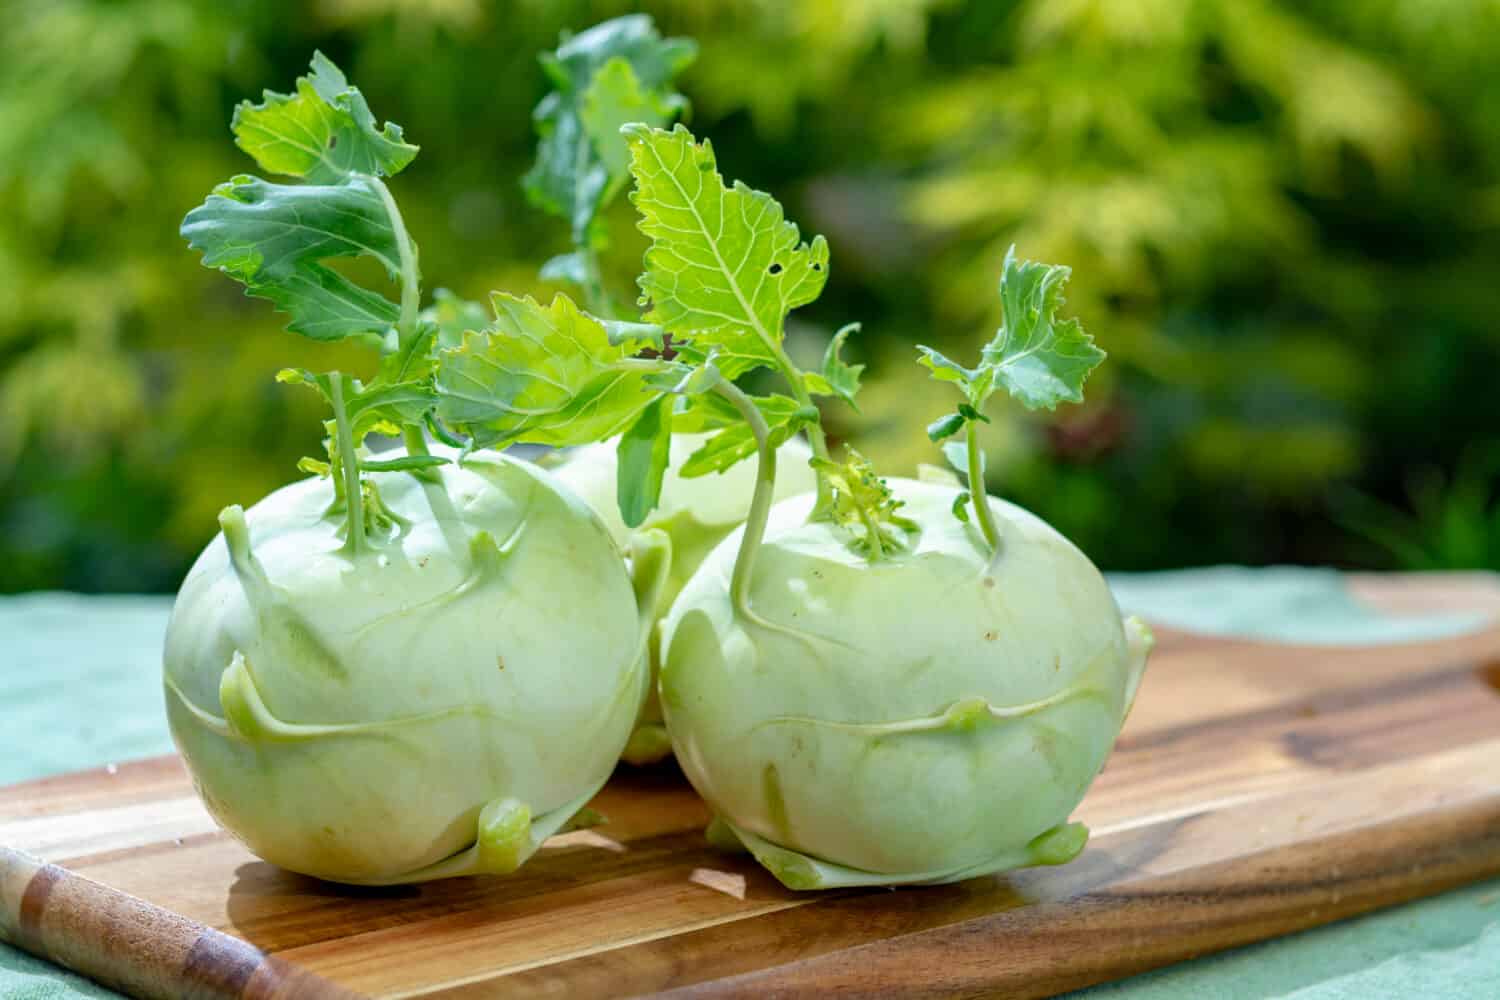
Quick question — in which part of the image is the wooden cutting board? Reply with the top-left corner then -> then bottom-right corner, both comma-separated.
4,590 -> 1500,998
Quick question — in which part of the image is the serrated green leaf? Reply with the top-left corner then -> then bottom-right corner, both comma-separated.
233,51 -> 417,183
624,124 -> 830,379
678,395 -> 814,478
525,16 -> 695,245
927,410 -> 966,442
181,174 -> 401,341
982,247 -> 1105,410
433,292 -> 660,448
817,322 -> 864,411
617,395 -> 672,527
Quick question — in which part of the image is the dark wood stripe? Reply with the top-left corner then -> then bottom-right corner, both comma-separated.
181,928 -> 264,998
15,861 -> 62,954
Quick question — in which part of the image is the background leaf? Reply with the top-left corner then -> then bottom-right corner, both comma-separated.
525,15 -> 695,244
5,0 -> 1500,592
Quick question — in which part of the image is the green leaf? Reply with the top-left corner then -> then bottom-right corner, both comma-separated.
420,289 -> 489,351
374,321 -> 438,385
601,319 -> 666,349
982,247 -> 1105,410
525,16 -> 695,245
927,411 -> 966,442
232,51 -> 417,183
941,440 -> 981,479
181,175 -> 401,341
433,292 -> 661,448
624,124 -> 830,378
957,403 -> 989,423
345,380 -> 437,436
247,261 -> 401,342
678,395 -> 815,478
581,59 -> 685,203
544,15 -> 698,94
916,345 -> 983,396
643,359 -> 721,396
952,491 -> 971,522
540,251 -> 591,286
616,395 -> 673,528
817,322 -> 864,411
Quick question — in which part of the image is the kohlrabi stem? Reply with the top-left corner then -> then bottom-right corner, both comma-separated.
402,424 -> 430,457
328,375 -> 366,555
369,175 -> 420,348
713,380 -> 776,618
965,419 -> 999,552
767,341 -> 833,513
370,174 -> 436,462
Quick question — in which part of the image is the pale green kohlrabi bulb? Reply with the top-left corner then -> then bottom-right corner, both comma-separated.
551,432 -> 817,764
659,478 -> 1152,890
163,453 -> 668,885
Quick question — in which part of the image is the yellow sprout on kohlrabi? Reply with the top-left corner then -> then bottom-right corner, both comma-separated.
622,123 -> 1152,889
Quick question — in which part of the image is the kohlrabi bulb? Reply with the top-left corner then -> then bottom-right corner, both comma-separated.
163,454 -> 664,885
659,478 -> 1152,889
551,432 -> 817,764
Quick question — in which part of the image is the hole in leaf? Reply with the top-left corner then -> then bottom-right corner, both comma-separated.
328,135 -> 338,149
812,263 -> 822,271
768,263 -> 783,275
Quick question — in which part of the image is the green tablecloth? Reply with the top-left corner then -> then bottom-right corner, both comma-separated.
2,572 -> 1497,999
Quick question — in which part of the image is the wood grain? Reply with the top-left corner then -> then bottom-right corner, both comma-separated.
1,583 -> 1497,999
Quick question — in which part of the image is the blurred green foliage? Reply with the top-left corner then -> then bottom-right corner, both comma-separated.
2,0 -> 1498,592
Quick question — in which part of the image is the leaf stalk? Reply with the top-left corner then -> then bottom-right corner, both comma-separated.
328,375 -> 366,555
712,380 -> 776,618
966,418 -> 999,553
